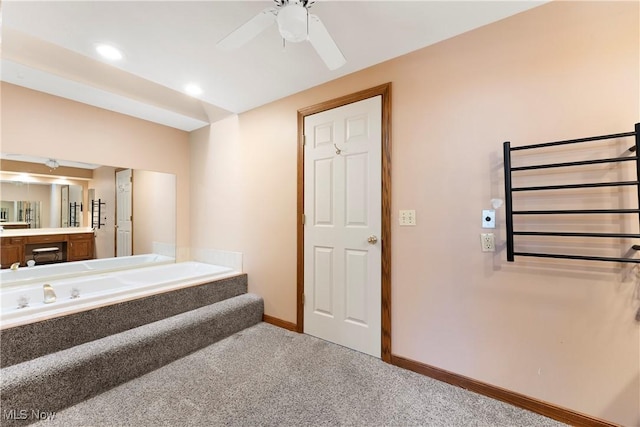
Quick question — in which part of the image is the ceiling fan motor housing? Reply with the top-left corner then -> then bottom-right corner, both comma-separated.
218,0 -> 344,70
275,0 -> 315,8
277,2 -> 309,42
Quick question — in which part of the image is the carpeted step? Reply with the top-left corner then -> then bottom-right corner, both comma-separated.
0,293 -> 263,426
1,273 -> 248,368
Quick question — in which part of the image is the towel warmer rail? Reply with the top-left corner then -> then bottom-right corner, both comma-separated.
91,199 -> 106,230
503,123 -> 640,263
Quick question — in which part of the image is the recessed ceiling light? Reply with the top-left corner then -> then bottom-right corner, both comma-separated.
95,43 -> 123,61
184,84 -> 203,97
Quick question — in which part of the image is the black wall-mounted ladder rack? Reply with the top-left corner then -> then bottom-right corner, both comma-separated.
69,202 -> 81,227
503,123 -> 640,264
91,199 -> 106,230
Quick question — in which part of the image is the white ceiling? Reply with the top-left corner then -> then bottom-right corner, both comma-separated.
1,1 -> 546,131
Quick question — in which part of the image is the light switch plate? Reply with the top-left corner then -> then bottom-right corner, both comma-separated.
482,209 -> 496,228
399,210 -> 416,226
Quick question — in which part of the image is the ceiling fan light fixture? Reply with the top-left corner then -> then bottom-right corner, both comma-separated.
216,0 -> 345,70
45,159 -> 59,170
277,4 -> 308,42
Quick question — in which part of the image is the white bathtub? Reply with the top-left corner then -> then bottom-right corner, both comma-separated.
0,261 -> 237,329
0,254 -> 175,287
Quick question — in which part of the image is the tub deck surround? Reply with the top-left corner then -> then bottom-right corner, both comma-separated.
1,261 -> 235,329
191,248 -> 243,273
0,272 -> 248,367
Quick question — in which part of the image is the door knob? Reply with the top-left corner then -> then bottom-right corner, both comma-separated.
367,235 -> 378,244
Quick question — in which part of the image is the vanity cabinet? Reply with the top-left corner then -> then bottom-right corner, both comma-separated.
1,230 -> 94,268
1,237 -> 24,268
68,233 -> 94,261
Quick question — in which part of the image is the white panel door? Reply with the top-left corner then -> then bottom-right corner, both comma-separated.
303,96 -> 382,357
116,169 -> 132,257
60,185 -> 69,227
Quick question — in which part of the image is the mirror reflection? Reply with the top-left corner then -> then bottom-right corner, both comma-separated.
1,181 -> 84,229
0,155 -> 177,272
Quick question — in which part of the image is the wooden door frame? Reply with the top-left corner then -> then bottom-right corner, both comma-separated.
296,83 -> 392,362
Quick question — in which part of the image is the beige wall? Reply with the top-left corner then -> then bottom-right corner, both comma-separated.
1,83 -> 191,260
90,165 -> 117,259
133,170 -> 176,255
88,167 -> 177,258
1,181 -> 51,226
190,2 -> 639,424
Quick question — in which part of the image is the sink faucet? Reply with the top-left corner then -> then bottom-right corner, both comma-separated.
43,284 -> 57,304
10,262 -> 20,270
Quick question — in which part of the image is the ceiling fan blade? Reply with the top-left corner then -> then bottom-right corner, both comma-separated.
308,14 -> 346,70
217,8 -> 277,50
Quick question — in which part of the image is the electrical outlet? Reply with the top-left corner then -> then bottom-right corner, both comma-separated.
399,210 -> 416,226
480,233 -> 495,252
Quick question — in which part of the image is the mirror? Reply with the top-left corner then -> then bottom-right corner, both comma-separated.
60,184 -> 83,227
0,155 -> 176,264
1,181 -> 84,228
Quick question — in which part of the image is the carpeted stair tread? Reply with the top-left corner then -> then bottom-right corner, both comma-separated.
1,293 -> 263,426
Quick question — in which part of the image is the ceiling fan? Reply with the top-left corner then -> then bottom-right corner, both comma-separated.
217,0 -> 346,71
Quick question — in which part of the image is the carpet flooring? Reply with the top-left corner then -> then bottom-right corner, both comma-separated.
35,323 -> 565,427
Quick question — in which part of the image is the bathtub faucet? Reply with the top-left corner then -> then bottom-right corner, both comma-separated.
43,284 -> 57,304
10,262 -> 20,270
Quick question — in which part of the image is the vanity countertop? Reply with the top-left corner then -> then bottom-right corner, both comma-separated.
0,227 -> 94,237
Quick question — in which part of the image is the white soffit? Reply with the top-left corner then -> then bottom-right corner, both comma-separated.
2,61 -> 212,132
0,153 -> 101,170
